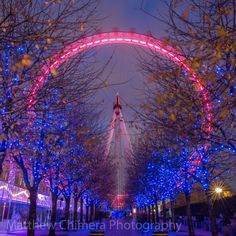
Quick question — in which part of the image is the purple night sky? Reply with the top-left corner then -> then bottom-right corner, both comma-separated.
94,0 -> 167,131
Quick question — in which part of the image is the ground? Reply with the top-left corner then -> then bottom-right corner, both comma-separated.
0,219 -> 217,236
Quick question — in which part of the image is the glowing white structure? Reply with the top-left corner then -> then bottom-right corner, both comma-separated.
107,94 -> 133,209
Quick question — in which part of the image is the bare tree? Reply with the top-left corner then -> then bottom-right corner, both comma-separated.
0,0 -> 101,176
137,2 -> 236,235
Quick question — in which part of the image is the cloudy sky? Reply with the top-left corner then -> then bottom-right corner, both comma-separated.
93,0 -> 168,130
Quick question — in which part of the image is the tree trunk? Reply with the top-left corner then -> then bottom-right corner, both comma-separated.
89,202 -> 94,222
144,205 -> 147,222
162,200 -> 167,224
73,197 -> 78,230
206,190 -> 218,236
64,197 -> 70,231
0,140 -> 7,177
94,204 -> 97,220
27,188 -> 37,236
185,192 -> 195,236
152,204 -> 155,223
0,157 -> 4,176
49,193 -> 58,236
148,205 -> 151,223
155,201 -> 159,223
80,197 -> 83,224
170,200 -> 176,231
85,204 -> 89,223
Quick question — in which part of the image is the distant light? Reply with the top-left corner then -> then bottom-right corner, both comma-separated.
133,208 -> 137,214
215,187 -> 223,193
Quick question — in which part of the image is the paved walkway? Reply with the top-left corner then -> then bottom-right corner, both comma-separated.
0,220 -> 223,236
0,229 -> 217,236
175,225 -> 214,236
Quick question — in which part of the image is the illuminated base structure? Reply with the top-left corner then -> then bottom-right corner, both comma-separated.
106,94 -> 133,211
